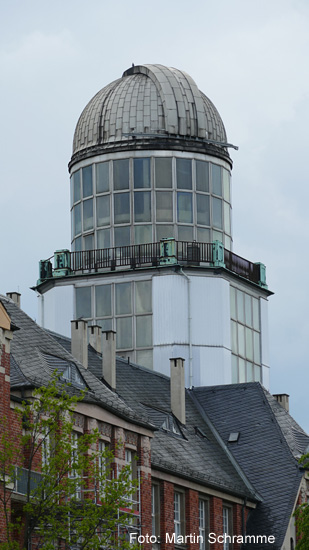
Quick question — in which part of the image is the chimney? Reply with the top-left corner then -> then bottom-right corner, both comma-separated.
170,357 -> 186,424
71,320 -> 88,369
273,393 -> 289,412
102,331 -> 116,390
6,292 -> 21,308
89,325 -> 102,354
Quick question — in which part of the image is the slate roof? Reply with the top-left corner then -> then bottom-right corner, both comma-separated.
1,295 -> 151,429
48,329 -> 257,499
192,383 -> 309,550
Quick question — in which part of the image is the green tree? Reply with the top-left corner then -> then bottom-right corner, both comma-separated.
294,453 -> 309,550
0,374 -> 138,550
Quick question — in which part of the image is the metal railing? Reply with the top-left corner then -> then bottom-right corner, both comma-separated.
49,241 -> 263,286
224,249 -> 261,285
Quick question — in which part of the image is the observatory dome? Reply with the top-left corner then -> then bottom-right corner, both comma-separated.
70,64 -> 230,168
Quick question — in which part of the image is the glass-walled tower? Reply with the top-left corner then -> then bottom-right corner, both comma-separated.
36,64 -> 272,388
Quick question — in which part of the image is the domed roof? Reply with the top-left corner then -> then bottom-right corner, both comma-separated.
70,64 -> 231,167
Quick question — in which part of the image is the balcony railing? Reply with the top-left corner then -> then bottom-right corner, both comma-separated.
39,240 -> 267,288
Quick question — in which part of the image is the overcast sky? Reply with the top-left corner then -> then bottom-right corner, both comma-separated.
1,0 -> 308,431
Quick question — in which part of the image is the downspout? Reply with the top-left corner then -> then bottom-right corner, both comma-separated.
178,268 -> 193,388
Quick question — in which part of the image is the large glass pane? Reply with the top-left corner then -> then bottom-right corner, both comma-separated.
156,192 -> 173,222
97,195 -> 110,227
155,158 -> 172,188
134,191 -> 151,222
252,298 -> 259,330
116,317 -> 132,349
245,327 -> 253,361
231,355 -> 238,383
135,280 -> 152,313
238,324 -> 245,357
115,282 -> 131,315
96,162 -> 109,193
134,158 -> 150,188
178,225 -> 193,241
253,331 -> 261,364
224,235 -> 232,251
114,193 -> 130,224
114,159 -> 129,190
197,194 -> 210,226
114,226 -> 130,247
230,287 -> 236,319
196,160 -> 209,192
176,158 -> 192,189
212,164 -> 222,196
177,192 -> 192,223
84,234 -> 93,250
73,170 -> 81,203
74,236 -> 82,252
231,320 -> 237,353
97,228 -> 110,249
70,176 -> 73,207
224,202 -> 231,235
82,166 -> 93,198
96,318 -> 113,331
74,204 -> 82,236
136,349 -> 153,369
237,290 -> 245,323
213,230 -> 223,243
83,199 -> 93,231
246,361 -> 254,382
96,284 -> 112,317
136,315 -> 152,347
254,365 -> 262,383
223,169 -> 230,201
76,287 -> 91,318
197,227 -> 210,243
156,225 -> 174,241
134,225 -> 152,244
245,294 -> 252,327
239,358 -> 246,383
212,198 -> 222,229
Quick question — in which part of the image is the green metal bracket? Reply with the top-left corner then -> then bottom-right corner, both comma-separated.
159,238 -> 177,266
255,262 -> 268,289
37,259 -> 53,285
53,249 -> 72,278
212,241 -> 225,268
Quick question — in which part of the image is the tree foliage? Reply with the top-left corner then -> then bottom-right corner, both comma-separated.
0,374 -> 138,550
294,453 -> 309,550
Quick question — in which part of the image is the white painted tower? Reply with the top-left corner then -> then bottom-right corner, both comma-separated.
35,64 -> 272,388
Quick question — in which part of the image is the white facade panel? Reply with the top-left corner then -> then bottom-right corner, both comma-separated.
262,365 -> 270,390
152,273 -> 188,345
198,346 -> 232,386
39,285 -> 73,338
190,276 -> 230,347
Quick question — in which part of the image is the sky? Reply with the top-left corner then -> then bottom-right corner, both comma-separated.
1,0 -> 308,431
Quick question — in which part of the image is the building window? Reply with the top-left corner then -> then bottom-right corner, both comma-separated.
174,491 -> 185,539
152,484 -> 160,539
71,156 -> 232,252
230,286 -> 262,384
70,432 -> 82,500
199,499 -> 209,550
222,506 -> 233,550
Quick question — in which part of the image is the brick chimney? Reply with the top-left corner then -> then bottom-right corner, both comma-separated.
71,320 -> 88,369
89,325 -> 102,354
170,357 -> 186,424
6,292 -> 21,308
273,393 -> 289,412
102,331 -> 116,390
